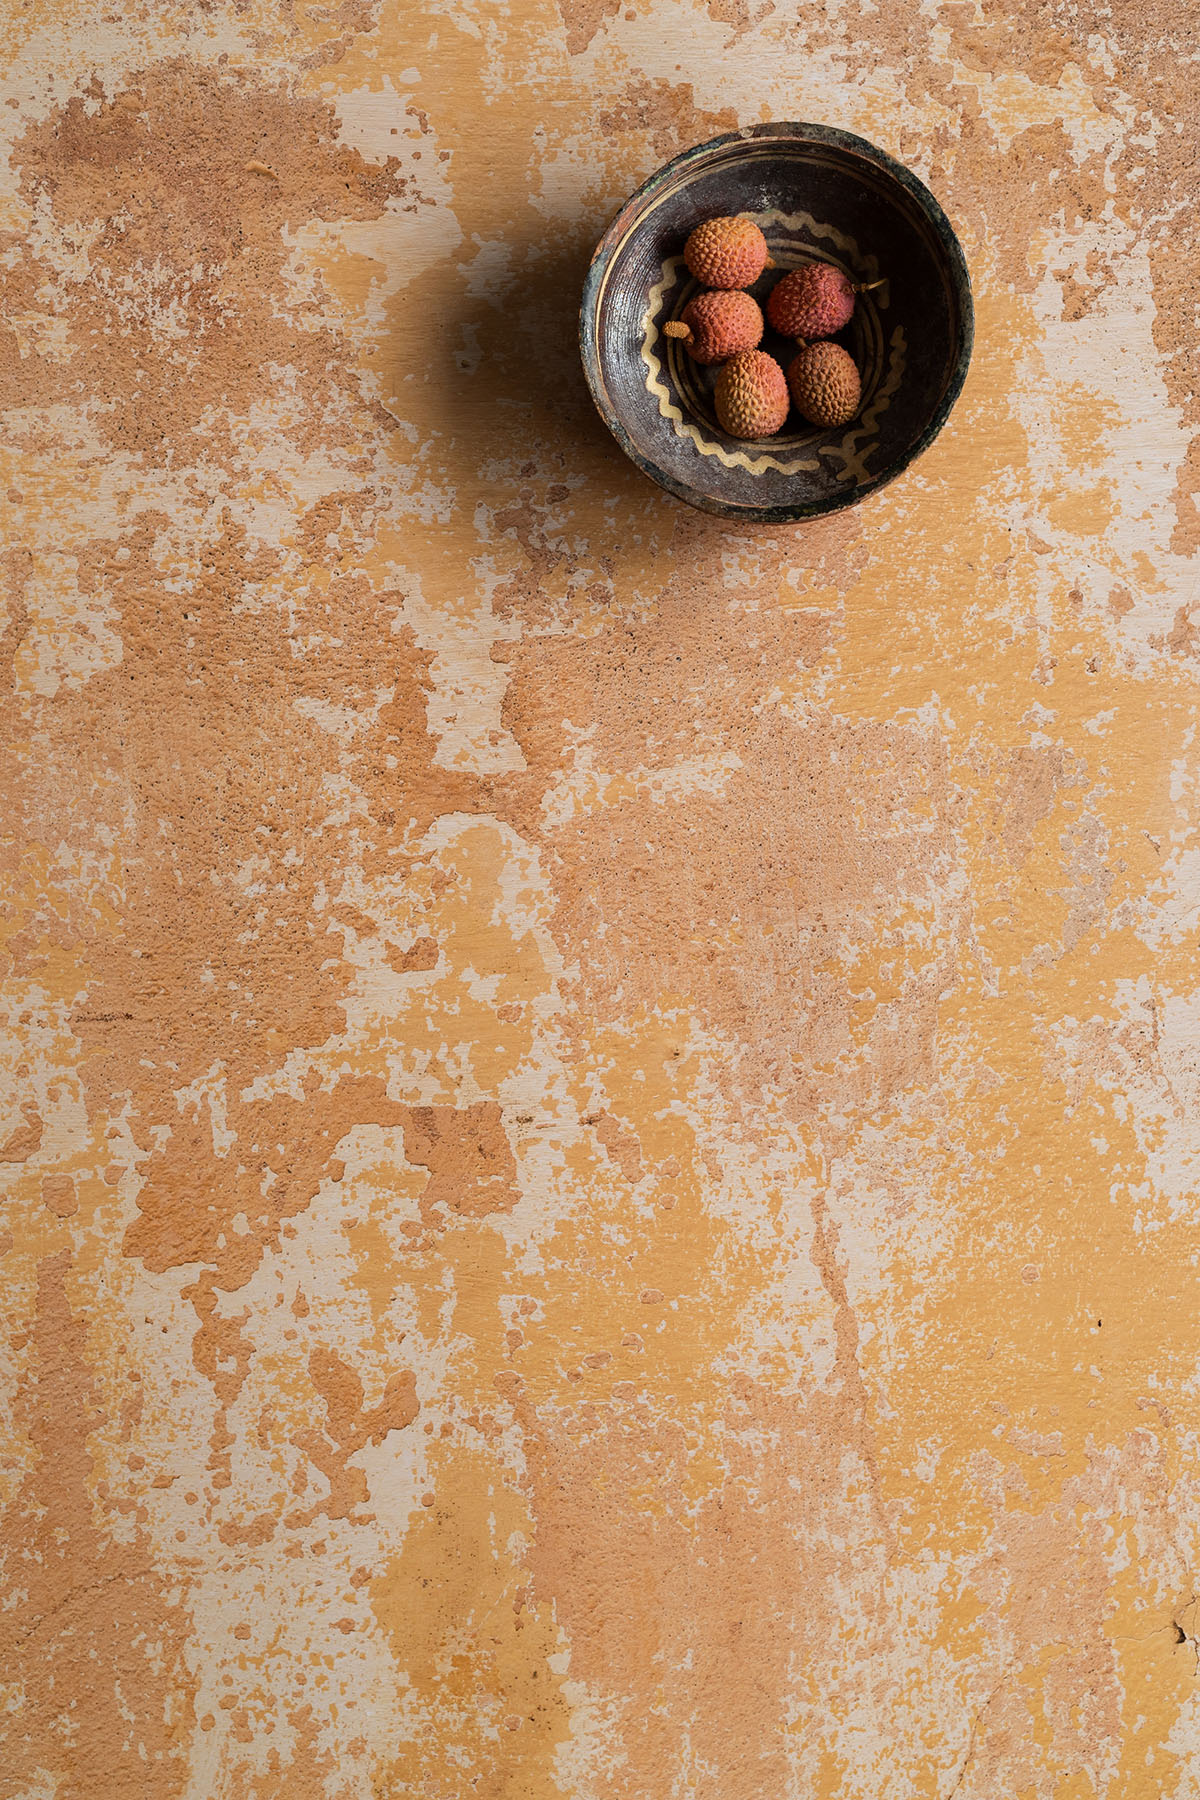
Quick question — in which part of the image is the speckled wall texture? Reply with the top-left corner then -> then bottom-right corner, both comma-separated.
1,0 -> 1199,1795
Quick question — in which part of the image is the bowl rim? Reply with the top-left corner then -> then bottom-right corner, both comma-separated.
579,120 -> 975,523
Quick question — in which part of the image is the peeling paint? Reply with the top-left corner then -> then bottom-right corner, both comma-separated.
2,2 -> 1200,1797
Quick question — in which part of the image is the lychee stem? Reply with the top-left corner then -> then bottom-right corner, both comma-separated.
854,278 -> 886,293
663,321 -> 692,341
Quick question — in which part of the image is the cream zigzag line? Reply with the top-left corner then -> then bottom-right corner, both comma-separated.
641,256 -> 821,477
641,211 -> 890,478
757,206 -> 878,280
824,327 -> 908,485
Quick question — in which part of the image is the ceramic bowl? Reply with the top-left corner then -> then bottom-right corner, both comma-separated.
579,122 -> 973,522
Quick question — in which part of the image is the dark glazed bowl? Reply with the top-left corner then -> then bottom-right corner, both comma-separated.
579,122 -> 973,522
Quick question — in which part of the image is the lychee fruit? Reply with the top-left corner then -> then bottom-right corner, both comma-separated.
683,216 -> 770,290
786,341 -> 862,427
767,261 -> 857,339
662,290 -> 763,364
714,349 -> 790,439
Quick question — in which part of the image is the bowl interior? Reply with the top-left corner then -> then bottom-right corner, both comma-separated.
581,125 -> 973,521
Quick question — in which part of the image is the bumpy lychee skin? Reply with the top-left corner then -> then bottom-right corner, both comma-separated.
714,349 -> 789,439
786,341 -> 862,427
662,290 -> 763,364
767,261 -> 856,339
683,216 -> 770,290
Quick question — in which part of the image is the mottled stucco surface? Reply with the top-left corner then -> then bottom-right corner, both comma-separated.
2,2 -> 1200,1796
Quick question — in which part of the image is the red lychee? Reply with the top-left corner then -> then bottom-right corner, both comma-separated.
662,290 -> 764,364
683,216 -> 770,290
767,261 -> 857,339
714,349 -> 789,439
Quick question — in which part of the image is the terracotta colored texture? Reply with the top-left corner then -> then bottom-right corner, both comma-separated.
1,2 -> 1199,1797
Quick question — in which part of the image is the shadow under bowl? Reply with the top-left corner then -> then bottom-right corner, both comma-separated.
579,122 -> 973,522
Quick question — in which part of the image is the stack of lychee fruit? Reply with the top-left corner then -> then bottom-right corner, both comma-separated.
661,214 -> 876,441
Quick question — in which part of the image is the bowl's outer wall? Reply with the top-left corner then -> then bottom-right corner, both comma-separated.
580,122 -> 974,520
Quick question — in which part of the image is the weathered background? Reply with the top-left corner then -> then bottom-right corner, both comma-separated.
2,1 -> 1199,1795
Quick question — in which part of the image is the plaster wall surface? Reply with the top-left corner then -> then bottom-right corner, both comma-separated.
1,2 -> 1200,1796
